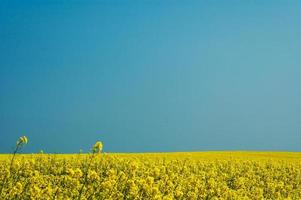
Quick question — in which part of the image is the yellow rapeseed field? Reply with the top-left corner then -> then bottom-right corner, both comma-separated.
1,137 -> 301,199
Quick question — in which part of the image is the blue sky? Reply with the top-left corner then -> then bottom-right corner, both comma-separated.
1,0 -> 301,153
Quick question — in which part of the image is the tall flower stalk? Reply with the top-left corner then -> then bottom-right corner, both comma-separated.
0,136 -> 28,197
77,141 -> 103,200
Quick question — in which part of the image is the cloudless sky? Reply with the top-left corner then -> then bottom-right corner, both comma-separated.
1,0 -> 301,153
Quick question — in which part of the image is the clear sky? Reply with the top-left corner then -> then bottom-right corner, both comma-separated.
1,0 -> 301,153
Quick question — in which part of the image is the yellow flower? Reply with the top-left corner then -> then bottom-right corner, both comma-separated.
74,168 -> 83,178
87,170 -> 99,181
92,141 -> 103,153
15,182 -> 23,191
17,135 -> 28,145
174,189 -> 183,198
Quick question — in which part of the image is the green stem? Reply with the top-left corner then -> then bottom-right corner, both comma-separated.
77,153 -> 96,200
0,142 -> 22,197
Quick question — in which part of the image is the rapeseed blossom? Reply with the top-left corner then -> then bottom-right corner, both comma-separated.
92,141 -> 103,153
1,139 -> 301,199
17,136 -> 28,145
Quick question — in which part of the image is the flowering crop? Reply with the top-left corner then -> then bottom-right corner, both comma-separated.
1,152 -> 301,199
0,138 -> 301,199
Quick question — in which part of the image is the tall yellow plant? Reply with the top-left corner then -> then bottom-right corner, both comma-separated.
0,136 -> 28,196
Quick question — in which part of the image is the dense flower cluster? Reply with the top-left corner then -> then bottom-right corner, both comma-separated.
17,136 -> 28,145
92,141 -> 103,154
0,152 -> 301,199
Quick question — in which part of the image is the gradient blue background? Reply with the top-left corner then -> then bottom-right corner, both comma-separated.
1,0 -> 301,153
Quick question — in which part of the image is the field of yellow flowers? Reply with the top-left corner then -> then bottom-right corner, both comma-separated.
1,137 -> 301,199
